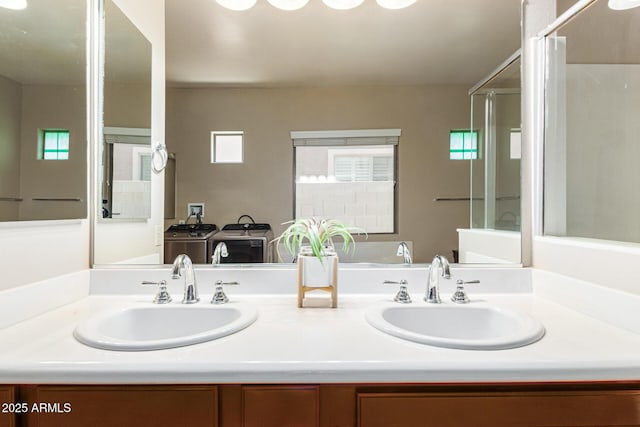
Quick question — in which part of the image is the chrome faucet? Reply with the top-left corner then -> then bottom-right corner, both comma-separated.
171,254 -> 199,304
396,242 -> 412,264
212,242 -> 229,264
425,254 -> 451,304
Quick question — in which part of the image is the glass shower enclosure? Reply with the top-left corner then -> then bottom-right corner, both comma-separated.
469,51 -> 521,232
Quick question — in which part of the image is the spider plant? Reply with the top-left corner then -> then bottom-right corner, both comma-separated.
275,217 -> 364,262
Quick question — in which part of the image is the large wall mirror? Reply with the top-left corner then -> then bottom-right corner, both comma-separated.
544,0 -> 640,244
100,0 -> 152,221
93,0 -> 523,266
0,0 -> 87,221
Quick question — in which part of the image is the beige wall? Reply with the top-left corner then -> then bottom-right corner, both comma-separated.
104,82 -> 151,128
18,84 -> 87,221
0,75 -> 21,221
167,85 -> 470,263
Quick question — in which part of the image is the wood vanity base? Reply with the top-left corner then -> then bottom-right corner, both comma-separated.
2,382 -> 639,427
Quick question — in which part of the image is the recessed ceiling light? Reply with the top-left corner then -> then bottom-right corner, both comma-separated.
322,0 -> 365,10
267,0 -> 310,10
376,0 -> 417,9
608,0 -> 640,9
215,0 -> 257,11
0,0 -> 27,10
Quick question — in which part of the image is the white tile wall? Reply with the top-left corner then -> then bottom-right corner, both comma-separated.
296,182 -> 394,232
112,180 -> 151,219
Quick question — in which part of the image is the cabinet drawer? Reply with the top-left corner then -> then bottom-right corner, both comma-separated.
23,385 -> 218,427
243,386 -> 318,427
358,391 -> 640,427
0,386 -> 16,427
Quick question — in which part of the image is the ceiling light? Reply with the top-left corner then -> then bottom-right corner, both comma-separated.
322,0 -> 365,10
608,0 -> 640,9
0,0 -> 27,10
267,0 -> 310,10
215,0 -> 257,11
376,0 -> 417,9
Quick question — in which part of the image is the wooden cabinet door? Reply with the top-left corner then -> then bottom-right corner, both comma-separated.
0,386 -> 16,427
358,391 -> 640,427
22,385 -> 218,427
242,386 -> 318,427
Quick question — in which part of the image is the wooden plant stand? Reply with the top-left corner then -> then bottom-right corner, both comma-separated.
297,253 -> 338,308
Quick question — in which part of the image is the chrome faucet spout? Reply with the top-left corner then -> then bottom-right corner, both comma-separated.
425,254 -> 451,304
212,242 -> 229,265
396,242 -> 412,265
172,254 -> 199,304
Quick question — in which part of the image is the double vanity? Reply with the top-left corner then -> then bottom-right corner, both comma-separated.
72,256 -> 544,353
1,263 -> 639,426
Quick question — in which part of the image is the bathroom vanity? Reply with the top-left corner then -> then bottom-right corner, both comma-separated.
0,266 -> 639,426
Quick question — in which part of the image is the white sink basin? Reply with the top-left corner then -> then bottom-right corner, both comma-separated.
74,302 -> 257,351
365,303 -> 544,350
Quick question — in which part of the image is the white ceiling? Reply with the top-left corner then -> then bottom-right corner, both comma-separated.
165,0 -> 522,88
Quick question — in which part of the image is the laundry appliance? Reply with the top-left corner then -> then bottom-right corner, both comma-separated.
210,222 -> 273,263
163,223 -> 218,264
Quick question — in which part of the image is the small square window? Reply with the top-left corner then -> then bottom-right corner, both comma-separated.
449,130 -> 478,160
211,131 -> 243,163
40,129 -> 70,160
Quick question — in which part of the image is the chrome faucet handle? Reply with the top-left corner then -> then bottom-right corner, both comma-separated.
141,280 -> 172,304
396,242 -> 412,265
211,280 -> 240,304
172,253 -> 199,304
451,279 -> 480,304
383,279 -> 412,304
211,242 -> 229,265
425,254 -> 451,304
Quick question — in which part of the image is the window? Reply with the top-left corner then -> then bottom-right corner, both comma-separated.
40,129 -> 70,160
449,130 -> 478,160
293,129 -> 399,233
130,145 -> 152,181
139,154 -> 152,181
211,131 -> 243,163
329,147 -> 394,182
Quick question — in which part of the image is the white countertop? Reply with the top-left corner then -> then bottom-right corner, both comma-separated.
1,267 -> 640,384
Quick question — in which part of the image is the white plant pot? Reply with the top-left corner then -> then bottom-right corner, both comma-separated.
297,246 -> 338,308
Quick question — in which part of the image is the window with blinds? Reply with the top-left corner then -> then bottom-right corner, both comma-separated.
331,148 -> 394,182
292,129 -> 399,234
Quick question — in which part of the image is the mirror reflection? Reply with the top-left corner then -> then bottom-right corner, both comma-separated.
0,0 -> 86,221
457,53 -> 521,264
100,0 -> 152,221
101,127 -> 152,219
162,0 -> 522,266
470,55 -> 521,233
94,0 -> 523,266
544,0 -> 640,243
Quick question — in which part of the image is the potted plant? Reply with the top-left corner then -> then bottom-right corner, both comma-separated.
276,217 -> 361,262
274,217 -> 364,308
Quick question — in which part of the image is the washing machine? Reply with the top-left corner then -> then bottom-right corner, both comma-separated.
163,223 -> 218,264
210,223 -> 273,263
